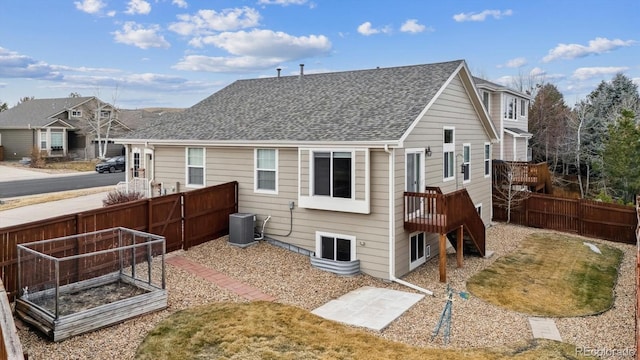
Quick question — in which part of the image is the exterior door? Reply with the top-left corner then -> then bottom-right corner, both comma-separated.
406,150 -> 424,216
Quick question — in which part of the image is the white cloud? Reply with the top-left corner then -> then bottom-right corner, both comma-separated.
453,9 -> 513,22
169,7 -> 261,36
74,0 -> 106,14
572,66 -> 629,80
194,29 -> 331,59
0,47 -> 61,80
543,37 -> 636,62
125,0 -> 152,15
257,0 -> 307,5
498,57 -> 527,68
400,19 -> 430,34
112,22 -> 170,49
529,67 -> 546,77
172,0 -> 188,9
173,55 -> 284,72
357,22 -> 391,36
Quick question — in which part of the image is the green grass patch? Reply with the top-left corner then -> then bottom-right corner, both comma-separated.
135,301 -> 594,359
467,233 -> 623,317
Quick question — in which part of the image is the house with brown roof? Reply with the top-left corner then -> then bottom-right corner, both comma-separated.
0,96 -> 128,160
115,60 -> 499,284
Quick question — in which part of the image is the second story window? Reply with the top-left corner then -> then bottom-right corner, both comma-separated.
462,144 -> 470,183
186,147 -> 205,186
443,127 -> 455,181
71,110 -> 82,117
482,91 -> 490,112
505,96 -> 518,120
520,99 -> 526,117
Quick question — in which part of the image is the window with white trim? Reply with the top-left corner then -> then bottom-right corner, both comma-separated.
443,127 -> 455,181
51,130 -> 63,150
410,232 -> 430,270
462,143 -> 470,182
476,204 -> 482,217
316,232 -> 355,261
520,99 -> 526,117
71,110 -> 82,117
313,151 -> 352,199
133,152 -> 141,177
39,130 -> 47,150
505,95 -> 518,120
100,110 -> 111,118
482,91 -> 490,112
255,149 -> 277,193
484,143 -> 491,177
186,147 -> 204,186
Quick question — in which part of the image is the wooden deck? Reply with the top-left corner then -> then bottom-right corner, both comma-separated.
493,161 -> 553,193
404,187 -> 486,282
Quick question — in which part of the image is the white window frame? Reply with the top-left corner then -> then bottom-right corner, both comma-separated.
520,99 -> 527,118
462,143 -> 471,183
71,110 -> 82,117
405,149 -> 425,192
50,129 -> 64,150
100,110 -> 111,118
476,203 -> 483,220
298,148 -> 370,214
484,143 -> 491,178
443,127 -> 455,182
409,231 -> 430,271
482,91 -> 490,112
39,129 -> 48,151
185,147 -> 205,188
504,95 -> 518,121
315,231 -> 356,262
254,148 -> 278,194
312,150 -> 353,199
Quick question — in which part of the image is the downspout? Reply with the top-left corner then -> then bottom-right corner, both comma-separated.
384,144 -> 434,297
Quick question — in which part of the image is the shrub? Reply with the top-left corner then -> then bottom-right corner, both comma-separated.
30,146 -> 46,168
103,189 -> 145,207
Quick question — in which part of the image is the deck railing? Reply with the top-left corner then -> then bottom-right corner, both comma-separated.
493,161 -> 552,193
404,188 -> 485,256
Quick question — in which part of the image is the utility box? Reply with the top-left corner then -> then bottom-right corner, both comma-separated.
229,213 -> 256,247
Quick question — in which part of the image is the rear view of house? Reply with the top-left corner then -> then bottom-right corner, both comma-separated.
116,60 -> 499,282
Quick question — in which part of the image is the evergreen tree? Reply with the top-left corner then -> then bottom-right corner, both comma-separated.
602,109 -> 640,203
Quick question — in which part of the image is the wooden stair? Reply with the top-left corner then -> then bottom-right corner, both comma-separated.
404,187 -> 486,282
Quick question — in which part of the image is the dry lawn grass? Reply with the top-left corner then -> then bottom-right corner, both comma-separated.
467,233 -> 622,317
135,302 -> 593,360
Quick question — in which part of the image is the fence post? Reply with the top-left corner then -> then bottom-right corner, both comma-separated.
577,198 -> 583,236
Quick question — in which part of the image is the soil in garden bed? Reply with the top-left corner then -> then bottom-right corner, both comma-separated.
31,281 -> 149,316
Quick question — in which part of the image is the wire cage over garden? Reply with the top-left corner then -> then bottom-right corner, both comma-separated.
15,227 -> 167,342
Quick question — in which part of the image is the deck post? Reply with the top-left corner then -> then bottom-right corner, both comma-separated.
456,225 -> 464,268
439,233 -> 447,282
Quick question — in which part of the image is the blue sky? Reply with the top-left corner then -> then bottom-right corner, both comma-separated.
0,0 -> 638,109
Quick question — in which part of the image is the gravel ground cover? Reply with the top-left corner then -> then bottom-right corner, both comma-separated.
17,223 -> 636,359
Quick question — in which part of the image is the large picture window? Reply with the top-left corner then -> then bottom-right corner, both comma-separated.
443,127 -> 455,181
505,96 -> 518,120
314,151 -> 352,198
255,149 -> 277,192
186,147 -> 204,186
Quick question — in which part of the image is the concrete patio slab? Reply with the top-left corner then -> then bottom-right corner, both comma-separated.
528,317 -> 562,341
311,286 -> 424,331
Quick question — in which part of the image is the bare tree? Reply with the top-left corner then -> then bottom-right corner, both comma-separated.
86,88 -> 123,159
492,161 -> 532,223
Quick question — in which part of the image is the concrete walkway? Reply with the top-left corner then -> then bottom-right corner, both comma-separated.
165,255 -> 276,302
528,317 -> 562,341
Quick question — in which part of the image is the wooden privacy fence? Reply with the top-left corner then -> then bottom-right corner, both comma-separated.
493,193 -> 637,244
0,181 -> 238,301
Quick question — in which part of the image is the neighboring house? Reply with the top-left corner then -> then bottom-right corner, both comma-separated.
0,97 -> 128,160
116,60 -> 499,283
474,77 -> 532,161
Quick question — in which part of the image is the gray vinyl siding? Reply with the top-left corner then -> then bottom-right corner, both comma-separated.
0,129 -> 35,160
393,74 -> 493,278
149,145 -> 391,279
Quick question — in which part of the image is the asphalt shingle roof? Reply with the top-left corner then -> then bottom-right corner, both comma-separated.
0,97 -> 93,128
126,60 -> 464,142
